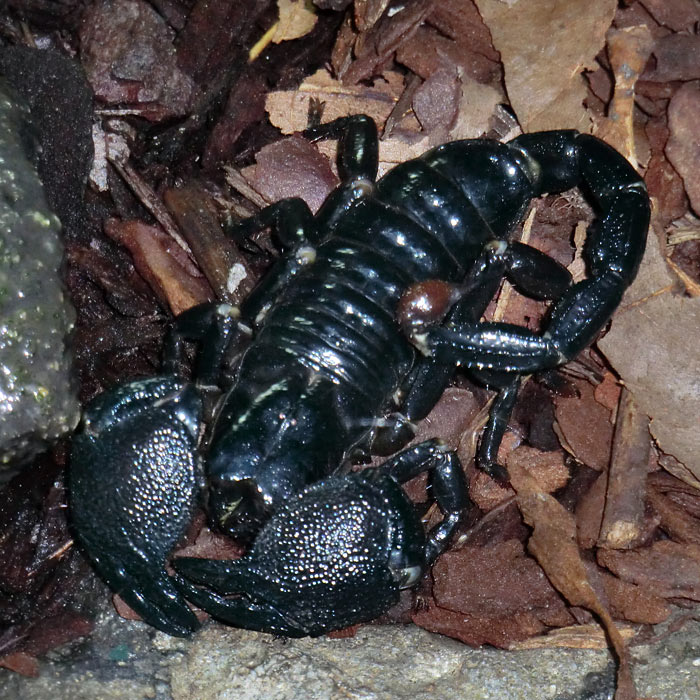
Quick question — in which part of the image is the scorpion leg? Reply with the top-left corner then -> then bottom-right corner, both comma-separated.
221,117 -> 380,328
223,197 -> 321,325
373,439 -> 468,564
373,243 -> 507,454
164,302 -> 248,387
303,113 -> 378,182
227,196 -> 316,249
304,114 -> 380,233
386,238 -> 571,461
472,373 -> 520,481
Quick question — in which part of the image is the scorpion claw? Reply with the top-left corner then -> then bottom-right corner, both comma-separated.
97,555 -> 199,637
173,557 -> 241,592
70,378 -> 204,636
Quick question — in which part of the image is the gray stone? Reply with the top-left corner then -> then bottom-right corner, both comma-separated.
1,607 -> 699,699
0,80 -> 79,467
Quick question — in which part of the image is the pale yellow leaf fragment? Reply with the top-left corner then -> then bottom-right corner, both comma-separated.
273,0 -> 317,44
474,0 -> 617,132
511,623 -> 638,651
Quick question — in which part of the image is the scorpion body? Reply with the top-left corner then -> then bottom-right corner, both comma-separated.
70,115 -> 649,637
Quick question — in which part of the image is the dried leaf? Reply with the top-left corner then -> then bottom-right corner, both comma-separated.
666,82 -> 700,216
647,486 -> 700,546
241,134 -> 339,213
555,380 -> 615,471
598,540 -> 700,600
273,0 -> 318,43
506,446 -> 570,494
508,459 -> 637,700
474,0 -> 617,132
642,34 -> 700,83
598,232 -> 700,488
104,219 -> 214,315
413,539 -> 574,647
598,569 -> 670,625
639,0 -> 700,31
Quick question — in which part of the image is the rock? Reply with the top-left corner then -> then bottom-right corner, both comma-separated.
0,80 -> 79,467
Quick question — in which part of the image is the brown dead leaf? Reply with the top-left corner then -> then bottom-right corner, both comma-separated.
666,82 -> 700,216
597,231 -> 700,488
507,459 -> 637,700
265,69 -> 414,171
647,486 -> 700,546
594,372 -> 622,413
241,134 -> 339,213
397,4 -> 502,87
474,0 -> 616,132
413,539 -> 574,647
273,0 -> 318,43
342,0 -> 435,85
506,446 -> 570,494
265,68 -> 500,174
555,380 -> 615,471
599,570 -> 671,625
644,119 -> 689,229
642,34 -> 700,83
576,471 -> 606,549
104,219 -> 214,315
640,0 -> 700,32
598,540 -> 700,600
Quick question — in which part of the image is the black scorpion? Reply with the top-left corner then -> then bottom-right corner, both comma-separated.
70,115 -> 650,637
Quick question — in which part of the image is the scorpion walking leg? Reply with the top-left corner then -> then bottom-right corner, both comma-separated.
374,243 -> 508,455
303,114 -> 381,232
223,197 -> 321,325
375,439 -> 468,564
303,113 -> 378,182
473,373 -> 520,481
164,302 -> 248,387
390,239 -> 571,463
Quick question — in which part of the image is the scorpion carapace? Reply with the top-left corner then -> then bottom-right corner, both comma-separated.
70,114 -> 649,637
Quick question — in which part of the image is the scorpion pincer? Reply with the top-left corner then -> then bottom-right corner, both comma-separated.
70,115 -> 649,637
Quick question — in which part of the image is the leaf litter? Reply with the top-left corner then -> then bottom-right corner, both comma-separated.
1,1 -> 700,698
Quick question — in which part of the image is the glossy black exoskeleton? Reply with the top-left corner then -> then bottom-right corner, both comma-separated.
70,115 -> 649,637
